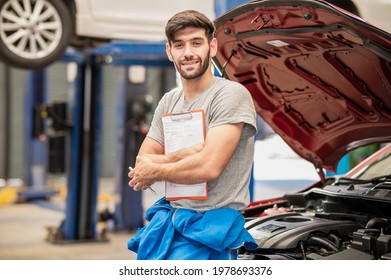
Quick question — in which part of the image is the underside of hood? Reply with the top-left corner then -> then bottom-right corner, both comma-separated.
213,0 -> 391,173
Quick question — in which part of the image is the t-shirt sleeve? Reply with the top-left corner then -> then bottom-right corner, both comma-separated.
146,96 -> 166,146
208,82 -> 257,137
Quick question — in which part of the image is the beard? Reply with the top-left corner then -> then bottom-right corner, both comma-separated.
173,50 -> 211,80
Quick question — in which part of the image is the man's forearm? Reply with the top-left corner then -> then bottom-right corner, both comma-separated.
129,151 -> 213,190
148,151 -> 219,185
142,143 -> 203,164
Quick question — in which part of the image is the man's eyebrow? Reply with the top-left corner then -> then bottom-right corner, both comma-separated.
172,37 -> 205,43
190,37 -> 205,41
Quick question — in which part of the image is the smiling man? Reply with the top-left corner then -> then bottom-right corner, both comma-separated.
127,10 -> 257,260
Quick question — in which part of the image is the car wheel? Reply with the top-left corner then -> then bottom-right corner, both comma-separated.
0,0 -> 72,69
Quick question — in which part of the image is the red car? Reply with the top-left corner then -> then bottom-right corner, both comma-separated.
213,0 -> 391,260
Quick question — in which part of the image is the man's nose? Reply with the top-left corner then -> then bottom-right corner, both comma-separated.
183,44 -> 195,57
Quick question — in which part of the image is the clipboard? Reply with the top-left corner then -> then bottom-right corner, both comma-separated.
162,110 -> 208,200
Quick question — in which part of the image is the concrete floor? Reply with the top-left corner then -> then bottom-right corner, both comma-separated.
0,202 -> 136,260
0,183 -> 139,260
0,177 -> 172,260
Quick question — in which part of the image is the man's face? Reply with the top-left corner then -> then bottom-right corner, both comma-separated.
166,27 -> 217,80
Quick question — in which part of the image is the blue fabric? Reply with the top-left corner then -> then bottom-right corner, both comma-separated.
128,197 -> 257,260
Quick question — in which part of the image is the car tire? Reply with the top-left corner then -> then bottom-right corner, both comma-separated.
0,0 -> 73,69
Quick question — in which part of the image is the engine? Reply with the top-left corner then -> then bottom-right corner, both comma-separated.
239,186 -> 391,260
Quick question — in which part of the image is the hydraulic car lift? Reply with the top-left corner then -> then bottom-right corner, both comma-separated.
59,42 -> 171,242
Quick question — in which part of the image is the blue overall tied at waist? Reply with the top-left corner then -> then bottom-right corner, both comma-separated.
128,197 -> 257,260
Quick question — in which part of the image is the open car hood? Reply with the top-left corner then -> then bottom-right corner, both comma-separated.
213,0 -> 391,173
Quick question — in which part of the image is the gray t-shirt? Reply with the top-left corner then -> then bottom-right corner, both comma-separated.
147,77 -> 257,212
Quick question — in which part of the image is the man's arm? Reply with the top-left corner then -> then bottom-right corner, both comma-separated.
137,137 -> 164,158
137,137 -> 204,164
129,123 -> 244,191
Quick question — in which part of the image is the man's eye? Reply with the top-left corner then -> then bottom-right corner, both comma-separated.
174,43 -> 183,48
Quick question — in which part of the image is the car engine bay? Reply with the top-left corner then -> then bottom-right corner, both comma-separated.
240,178 -> 391,260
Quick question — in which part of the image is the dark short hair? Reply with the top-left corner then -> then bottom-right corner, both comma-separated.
165,10 -> 215,44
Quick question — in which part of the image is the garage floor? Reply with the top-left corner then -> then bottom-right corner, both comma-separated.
0,202 -> 136,260
0,178 -> 139,260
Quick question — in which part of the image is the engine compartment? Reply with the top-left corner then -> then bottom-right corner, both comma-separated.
240,181 -> 391,260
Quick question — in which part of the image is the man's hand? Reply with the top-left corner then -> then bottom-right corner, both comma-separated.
128,156 -> 156,191
128,142 -> 204,192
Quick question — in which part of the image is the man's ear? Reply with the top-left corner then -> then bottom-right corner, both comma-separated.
166,43 -> 173,61
210,38 -> 218,58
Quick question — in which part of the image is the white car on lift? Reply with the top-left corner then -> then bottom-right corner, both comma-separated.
0,0 -> 214,69
0,0 -> 389,69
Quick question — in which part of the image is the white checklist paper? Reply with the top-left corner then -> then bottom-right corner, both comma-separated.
162,110 -> 207,200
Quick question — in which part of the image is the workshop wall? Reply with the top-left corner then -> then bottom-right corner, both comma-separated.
0,62 -> 175,182
0,64 -> 27,180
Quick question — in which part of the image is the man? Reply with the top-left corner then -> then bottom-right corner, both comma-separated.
128,10 -> 257,260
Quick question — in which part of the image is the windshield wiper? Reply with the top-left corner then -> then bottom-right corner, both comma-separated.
333,175 -> 391,186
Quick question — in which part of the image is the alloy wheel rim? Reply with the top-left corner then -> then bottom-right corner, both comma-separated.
0,0 -> 63,60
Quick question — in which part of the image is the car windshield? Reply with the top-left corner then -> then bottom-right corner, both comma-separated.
352,148 -> 391,179
335,147 -> 391,185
